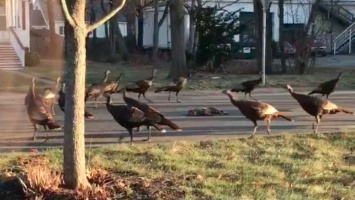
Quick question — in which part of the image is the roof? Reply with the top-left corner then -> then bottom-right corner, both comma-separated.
30,7 -> 47,27
37,0 -> 64,22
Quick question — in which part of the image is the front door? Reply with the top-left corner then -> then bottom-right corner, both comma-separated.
0,2 -> 10,43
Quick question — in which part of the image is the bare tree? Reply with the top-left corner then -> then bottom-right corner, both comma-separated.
60,0 -> 126,189
169,0 -> 187,78
186,0 -> 196,55
46,0 -> 57,58
293,0 -> 321,74
89,0 -> 97,45
100,0 -> 109,39
136,0 -> 154,50
193,0 -> 202,56
152,0 -> 169,60
278,0 -> 286,73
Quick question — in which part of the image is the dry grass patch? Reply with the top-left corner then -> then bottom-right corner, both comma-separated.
0,132 -> 354,199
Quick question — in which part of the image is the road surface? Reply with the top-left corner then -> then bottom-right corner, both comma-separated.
1,89 -> 355,153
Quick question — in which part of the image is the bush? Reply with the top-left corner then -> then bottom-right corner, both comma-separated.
25,51 -> 41,67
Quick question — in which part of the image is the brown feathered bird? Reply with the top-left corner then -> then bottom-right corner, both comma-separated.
154,77 -> 187,103
231,71 -> 262,100
40,77 -> 61,116
57,82 -> 94,119
102,72 -> 124,96
85,70 -> 111,107
222,89 -> 294,138
308,72 -> 343,99
286,84 -> 354,133
122,88 -> 182,134
25,78 -> 61,141
105,95 -> 166,144
124,69 -> 157,102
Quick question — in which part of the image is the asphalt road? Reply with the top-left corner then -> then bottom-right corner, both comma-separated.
1,89 -> 355,153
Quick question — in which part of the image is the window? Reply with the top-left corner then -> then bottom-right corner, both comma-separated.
59,26 -> 64,35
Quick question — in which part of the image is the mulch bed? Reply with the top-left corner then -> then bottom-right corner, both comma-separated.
0,156 -> 185,200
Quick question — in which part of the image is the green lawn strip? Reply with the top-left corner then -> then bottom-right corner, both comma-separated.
0,132 -> 354,199
3,60 -> 355,92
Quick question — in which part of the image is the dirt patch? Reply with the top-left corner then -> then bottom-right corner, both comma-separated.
0,156 -> 185,200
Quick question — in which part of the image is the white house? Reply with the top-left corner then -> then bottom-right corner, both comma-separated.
30,0 -> 127,38
141,0 -> 355,55
0,0 -> 30,70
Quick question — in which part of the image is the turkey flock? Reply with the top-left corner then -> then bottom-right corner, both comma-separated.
25,69 -> 353,144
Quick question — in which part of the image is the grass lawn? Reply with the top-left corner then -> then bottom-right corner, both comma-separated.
1,59 -> 355,92
0,70 -> 49,92
0,132 -> 354,199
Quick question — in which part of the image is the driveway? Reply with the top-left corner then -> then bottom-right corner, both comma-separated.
315,54 -> 355,68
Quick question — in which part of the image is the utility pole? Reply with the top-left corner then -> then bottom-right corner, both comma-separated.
261,0 -> 270,85
330,0 -> 334,54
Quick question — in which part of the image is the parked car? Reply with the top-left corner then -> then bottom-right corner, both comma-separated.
309,39 -> 327,57
294,37 -> 328,57
273,41 -> 296,58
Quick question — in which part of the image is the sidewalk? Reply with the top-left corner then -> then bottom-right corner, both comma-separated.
6,70 -> 355,95
9,70 -> 55,85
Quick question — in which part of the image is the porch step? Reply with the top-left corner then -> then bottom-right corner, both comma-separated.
0,44 -> 23,71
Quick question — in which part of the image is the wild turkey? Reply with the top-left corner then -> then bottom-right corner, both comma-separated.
105,95 -> 166,144
85,70 -> 111,107
122,88 -> 182,133
308,72 -> 343,99
25,77 -> 61,141
231,71 -> 262,100
39,76 -> 61,116
286,84 -> 353,133
154,77 -> 187,103
123,69 -> 157,102
102,72 -> 124,96
222,89 -> 294,138
57,82 -> 94,119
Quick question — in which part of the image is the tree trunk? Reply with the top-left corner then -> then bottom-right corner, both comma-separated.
152,0 -> 159,60
192,0 -> 202,57
101,0 -> 109,39
90,0 -> 96,45
47,0 -> 56,58
187,0 -> 196,54
126,17 -> 136,52
62,0 -> 89,190
265,3 -> 272,74
278,0 -> 286,73
169,0 -> 187,78
137,8 -> 144,51
109,1 -> 116,59
253,0 -> 262,71
61,0 -> 127,190
152,0 -> 169,60
112,1 -> 129,61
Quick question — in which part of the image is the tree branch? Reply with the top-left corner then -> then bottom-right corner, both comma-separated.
142,0 -> 154,8
87,0 -> 127,33
158,1 -> 169,27
60,0 -> 77,27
